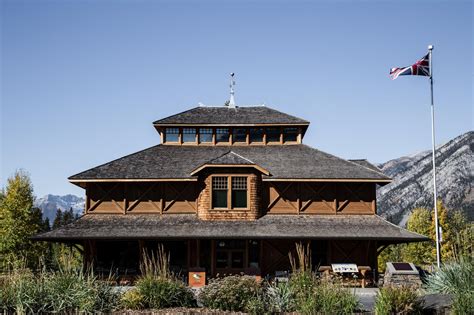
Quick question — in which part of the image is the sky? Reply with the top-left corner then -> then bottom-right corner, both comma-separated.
1,0 -> 472,197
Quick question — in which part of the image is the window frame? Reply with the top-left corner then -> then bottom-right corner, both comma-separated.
210,175 -> 250,210
165,127 -> 180,143
283,127 -> 299,143
199,128 -> 214,144
182,127 -> 197,143
232,128 -> 248,144
215,128 -> 230,145
265,127 -> 281,144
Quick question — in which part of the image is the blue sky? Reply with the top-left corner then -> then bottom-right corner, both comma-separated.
1,0 -> 472,197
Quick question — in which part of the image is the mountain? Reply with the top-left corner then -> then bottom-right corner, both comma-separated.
34,194 -> 85,223
377,131 -> 473,226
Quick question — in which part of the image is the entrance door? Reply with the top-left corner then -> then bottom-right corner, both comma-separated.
215,240 -> 246,275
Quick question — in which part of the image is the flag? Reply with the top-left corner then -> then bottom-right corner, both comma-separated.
390,53 -> 430,80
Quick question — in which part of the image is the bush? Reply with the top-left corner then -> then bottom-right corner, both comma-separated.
199,275 -> 264,312
374,286 -> 423,315
0,265 -> 119,314
136,276 -> 195,309
266,280 -> 294,313
0,269 -> 45,314
121,288 -> 144,310
134,244 -> 196,309
426,260 -> 474,314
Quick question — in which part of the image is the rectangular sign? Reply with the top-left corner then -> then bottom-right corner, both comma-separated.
331,263 -> 358,273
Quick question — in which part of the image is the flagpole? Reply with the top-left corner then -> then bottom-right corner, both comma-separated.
428,45 -> 441,268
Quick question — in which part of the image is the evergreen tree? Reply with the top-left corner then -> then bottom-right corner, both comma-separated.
62,207 -> 74,225
53,208 -> 63,229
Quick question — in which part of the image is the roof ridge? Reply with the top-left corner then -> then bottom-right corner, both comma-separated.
264,106 -> 309,124
228,151 -> 255,164
153,106 -> 200,124
300,144 -> 391,180
345,159 -> 389,179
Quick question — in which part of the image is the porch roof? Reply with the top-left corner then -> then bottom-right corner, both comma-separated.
33,214 -> 429,243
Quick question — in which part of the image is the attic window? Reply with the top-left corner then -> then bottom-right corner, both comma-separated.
233,128 -> 247,143
216,128 -> 230,144
283,127 -> 298,142
266,127 -> 281,143
249,128 -> 264,143
199,128 -> 213,143
165,128 -> 179,142
183,128 -> 196,143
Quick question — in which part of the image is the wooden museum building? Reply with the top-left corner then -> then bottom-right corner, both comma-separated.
35,102 -> 428,281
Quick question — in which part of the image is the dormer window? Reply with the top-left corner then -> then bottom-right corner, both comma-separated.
183,128 -> 197,143
211,175 -> 249,209
266,127 -> 281,143
165,128 -> 179,142
216,128 -> 230,144
233,128 -> 247,143
283,127 -> 298,143
199,128 -> 213,143
249,128 -> 264,143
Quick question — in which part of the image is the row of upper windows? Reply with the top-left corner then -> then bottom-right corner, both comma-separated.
163,127 -> 300,144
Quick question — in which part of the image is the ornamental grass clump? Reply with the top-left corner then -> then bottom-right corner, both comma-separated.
374,286 -> 423,315
425,259 -> 474,314
131,244 -> 196,310
287,242 -> 360,315
199,275 -> 265,312
0,255 -> 119,314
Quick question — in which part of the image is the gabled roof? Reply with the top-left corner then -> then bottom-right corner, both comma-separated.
190,151 -> 270,175
68,144 -> 391,183
153,106 -> 309,125
33,214 -> 429,243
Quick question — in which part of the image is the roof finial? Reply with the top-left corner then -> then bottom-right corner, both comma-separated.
228,72 -> 236,108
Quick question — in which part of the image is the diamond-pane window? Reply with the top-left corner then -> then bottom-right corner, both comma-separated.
199,128 -> 213,143
166,128 -> 179,142
212,177 -> 228,208
216,128 -> 230,143
232,177 -> 247,208
182,128 -> 196,143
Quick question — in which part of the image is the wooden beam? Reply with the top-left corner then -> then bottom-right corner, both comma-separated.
126,183 -> 158,212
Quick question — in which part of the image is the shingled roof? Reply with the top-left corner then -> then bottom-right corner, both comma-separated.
153,106 -> 309,125
68,145 -> 391,182
33,214 -> 429,243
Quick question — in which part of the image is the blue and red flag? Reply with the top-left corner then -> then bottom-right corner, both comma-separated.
390,53 -> 430,80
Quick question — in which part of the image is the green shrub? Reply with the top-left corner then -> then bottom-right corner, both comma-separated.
288,272 -> 359,315
136,276 -> 195,309
121,288 -> 144,310
199,275 -> 264,312
266,280 -> 295,313
426,260 -> 474,314
374,286 -> 423,315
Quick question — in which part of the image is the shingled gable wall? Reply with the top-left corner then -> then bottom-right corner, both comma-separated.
197,168 -> 262,221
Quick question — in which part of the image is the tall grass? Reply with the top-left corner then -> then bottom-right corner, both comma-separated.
425,259 -> 474,314
374,286 -> 423,315
123,244 -> 196,310
0,253 -> 119,314
287,242 -> 360,315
